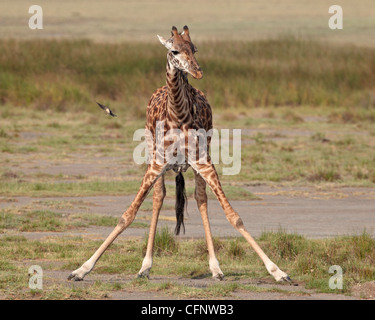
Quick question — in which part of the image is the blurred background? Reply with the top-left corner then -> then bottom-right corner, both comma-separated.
1,0 -> 375,300
1,0 -> 375,43
0,0 -> 374,191
0,0 -> 374,112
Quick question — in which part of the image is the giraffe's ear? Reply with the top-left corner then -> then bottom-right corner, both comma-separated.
157,35 -> 172,50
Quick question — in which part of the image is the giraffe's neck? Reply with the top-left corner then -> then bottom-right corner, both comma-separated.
166,59 -> 192,126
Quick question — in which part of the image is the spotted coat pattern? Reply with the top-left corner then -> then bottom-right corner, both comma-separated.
68,26 -> 291,284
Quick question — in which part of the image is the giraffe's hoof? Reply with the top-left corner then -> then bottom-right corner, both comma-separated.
67,273 -> 83,281
281,275 -> 297,286
213,273 -> 225,281
137,272 -> 150,280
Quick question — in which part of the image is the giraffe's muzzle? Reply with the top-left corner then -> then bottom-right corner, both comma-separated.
192,69 -> 203,79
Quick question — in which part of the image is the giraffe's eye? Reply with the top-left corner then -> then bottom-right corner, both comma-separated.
171,50 -> 179,55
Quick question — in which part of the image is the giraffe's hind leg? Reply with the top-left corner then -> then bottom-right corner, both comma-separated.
194,171 -> 224,280
68,164 -> 166,281
190,161 -> 291,283
137,175 -> 166,279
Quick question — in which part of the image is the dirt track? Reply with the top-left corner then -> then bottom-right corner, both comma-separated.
2,185 -> 374,300
42,271 -> 359,300
3,185 -> 374,240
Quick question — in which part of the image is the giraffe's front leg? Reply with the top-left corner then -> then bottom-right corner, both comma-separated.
194,171 -> 224,280
190,160 -> 291,283
137,175 -> 166,279
68,164 -> 166,281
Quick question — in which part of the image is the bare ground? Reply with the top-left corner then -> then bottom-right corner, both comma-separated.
41,270 -> 357,300
2,186 -> 375,300
2,185 -> 374,240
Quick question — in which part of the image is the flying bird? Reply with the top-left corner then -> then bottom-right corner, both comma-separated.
97,102 -> 117,117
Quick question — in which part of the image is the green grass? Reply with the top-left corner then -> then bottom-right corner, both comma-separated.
0,180 -> 259,200
0,181 -> 142,197
0,208 -> 148,233
142,226 -> 179,256
0,210 -> 65,232
1,38 -> 375,112
0,229 -> 374,299
1,38 -> 375,189
258,229 -> 375,293
1,105 -> 375,191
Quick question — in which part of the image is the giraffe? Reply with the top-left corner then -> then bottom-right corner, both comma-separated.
68,26 -> 291,283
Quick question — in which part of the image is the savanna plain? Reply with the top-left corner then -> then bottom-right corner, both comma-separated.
0,0 -> 375,300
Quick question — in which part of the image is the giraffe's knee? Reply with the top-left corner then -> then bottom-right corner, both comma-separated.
153,188 -> 166,207
118,212 -> 136,230
235,217 -> 244,229
194,189 -> 207,205
117,217 -> 128,229
227,213 -> 244,230
117,217 -> 127,230
154,179 -> 166,200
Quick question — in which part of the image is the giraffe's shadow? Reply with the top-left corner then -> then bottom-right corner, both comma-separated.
190,273 -> 212,280
190,271 -> 250,280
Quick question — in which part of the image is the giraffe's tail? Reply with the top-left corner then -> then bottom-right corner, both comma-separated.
175,172 -> 187,235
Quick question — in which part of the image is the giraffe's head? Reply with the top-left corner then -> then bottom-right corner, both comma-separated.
157,26 -> 203,79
